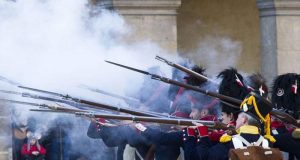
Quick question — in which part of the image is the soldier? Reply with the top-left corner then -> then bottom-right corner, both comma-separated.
183,92 -> 281,160
168,65 -> 208,114
133,88 -> 220,160
134,66 -> 170,113
87,118 -> 151,160
271,73 -> 300,159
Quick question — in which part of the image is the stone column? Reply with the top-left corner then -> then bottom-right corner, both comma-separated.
94,0 -> 181,53
257,0 -> 300,83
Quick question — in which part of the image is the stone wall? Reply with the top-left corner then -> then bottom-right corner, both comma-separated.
95,0 -> 181,53
257,0 -> 300,83
177,0 -> 261,74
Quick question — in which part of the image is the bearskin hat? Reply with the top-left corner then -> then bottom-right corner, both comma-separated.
168,65 -> 206,102
246,73 -> 269,98
184,65 -> 207,86
271,73 -> 299,118
218,68 -> 249,114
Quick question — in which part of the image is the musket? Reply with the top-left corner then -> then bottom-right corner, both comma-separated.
79,84 -> 141,105
0,89 -> 169,118
17,86 -> 175,118
0,98 -> 87,113
105,60 -> 300,128
155,56 -> 218,84
0,76 -> 21,86
18,86 -> 76,100
2,98 -> 123,125
105,60 -> 241,106
75,112 -> 230,130
0,89 -> 81,107
30,109 -> 74,113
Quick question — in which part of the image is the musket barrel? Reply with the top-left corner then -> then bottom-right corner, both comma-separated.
16,86 -> 169,118
1,88 -> 167,118
105,60 -> 242,106
78,112 -> 224,128
78,99 -> 163,117
162,78 -> 242,106
155,56 -> 217,84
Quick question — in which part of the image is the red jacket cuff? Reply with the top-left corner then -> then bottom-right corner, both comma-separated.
187,127 -> 196,137
197,126 -> 208,137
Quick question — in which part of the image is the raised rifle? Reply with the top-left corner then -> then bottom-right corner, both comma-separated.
0,89 -> 170,118
75,112 -> 231,130
105,60 -> 300,128
105,60 -> 241,106
0,75 -> 21,86
0,98 -> 87,113
155,56 -> 218,84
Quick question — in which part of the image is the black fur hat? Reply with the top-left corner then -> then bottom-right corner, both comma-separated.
184,65 -> 207,86
218,68 -> 249,115
218,68 -> 249,100
271,73 -> 299,118
246,73 -> 269,98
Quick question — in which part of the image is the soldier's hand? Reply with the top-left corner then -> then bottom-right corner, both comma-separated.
32,151 -> 39,155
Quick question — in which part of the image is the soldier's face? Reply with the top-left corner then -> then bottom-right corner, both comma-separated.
235,113 -> 246,129
220,112 -> 232,124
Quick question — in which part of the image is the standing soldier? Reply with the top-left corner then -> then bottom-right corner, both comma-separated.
271,73 -> 300,159
168,65 -> 208,114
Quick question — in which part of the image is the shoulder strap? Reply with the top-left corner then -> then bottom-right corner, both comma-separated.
232,135 -> 248,149
254,136 -> 264,146
262,138 -> 269,149
254,136 -> 270,148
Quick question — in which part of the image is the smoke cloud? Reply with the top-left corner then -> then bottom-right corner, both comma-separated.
186,35 -> 243,77
0,0 -> 177,159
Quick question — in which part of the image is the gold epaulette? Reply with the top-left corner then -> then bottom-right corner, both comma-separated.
219,134 -> 232,143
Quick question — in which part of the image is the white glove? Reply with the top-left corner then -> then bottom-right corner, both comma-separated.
135,123 -> 147,132
32,151 -> 39,155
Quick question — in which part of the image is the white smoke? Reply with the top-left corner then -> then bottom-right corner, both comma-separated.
186,35 -> 242,77
0,0 -> 177,159
0,0 -> 176,101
